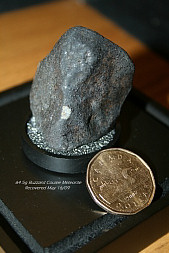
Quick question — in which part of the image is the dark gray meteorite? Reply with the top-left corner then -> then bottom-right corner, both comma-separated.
30,26 -> 134,152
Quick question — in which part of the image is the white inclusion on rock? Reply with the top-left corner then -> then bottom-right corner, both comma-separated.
61,106 -> 71,120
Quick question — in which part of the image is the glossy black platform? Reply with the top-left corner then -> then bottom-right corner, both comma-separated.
0,82 -> 169,253
22,121 -> 120,174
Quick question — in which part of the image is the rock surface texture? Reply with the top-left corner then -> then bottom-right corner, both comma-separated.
30,26 -> 134,152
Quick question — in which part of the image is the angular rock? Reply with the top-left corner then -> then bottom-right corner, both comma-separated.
30,26 -> 134,152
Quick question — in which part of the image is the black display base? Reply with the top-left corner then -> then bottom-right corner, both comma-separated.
22,120 -> 120,174
0,82 -> 169,253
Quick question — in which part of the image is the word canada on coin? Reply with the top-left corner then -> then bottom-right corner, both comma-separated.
86,148 -> 156,215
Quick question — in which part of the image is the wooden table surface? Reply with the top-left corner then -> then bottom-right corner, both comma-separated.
0,0 -> 169,252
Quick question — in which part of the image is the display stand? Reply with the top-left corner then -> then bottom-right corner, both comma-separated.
0,82 -> 169,253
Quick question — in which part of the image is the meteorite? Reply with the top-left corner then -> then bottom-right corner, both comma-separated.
29,26 -> 134,153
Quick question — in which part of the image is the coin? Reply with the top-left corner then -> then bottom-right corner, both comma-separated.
86,148 -> 156,215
